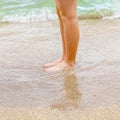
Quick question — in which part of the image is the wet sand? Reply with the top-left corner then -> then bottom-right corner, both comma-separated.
0,106 -> 120,120
0,19 -> 120,119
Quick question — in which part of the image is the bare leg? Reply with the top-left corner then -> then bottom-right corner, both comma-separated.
46,17 -> 80,72
43,8 -> 66,68
45,0 -> 80,72
63,15 -> 80,65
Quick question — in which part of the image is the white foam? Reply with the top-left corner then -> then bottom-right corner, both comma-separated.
1,8 -> 57,23
103,14 -> 120,19
103,0 -> 120,20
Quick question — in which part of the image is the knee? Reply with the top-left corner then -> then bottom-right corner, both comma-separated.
63,13 -> 78,22
56,7 -> 77,22
60,9 -> 77,21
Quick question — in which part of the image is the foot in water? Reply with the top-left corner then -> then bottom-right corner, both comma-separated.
44,61 -> 75,72
43,58 -> 63,68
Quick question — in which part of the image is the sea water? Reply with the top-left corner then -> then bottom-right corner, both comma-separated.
0,0 -> 120,22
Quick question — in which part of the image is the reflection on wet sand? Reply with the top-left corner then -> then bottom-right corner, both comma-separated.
51,70 -> 81,110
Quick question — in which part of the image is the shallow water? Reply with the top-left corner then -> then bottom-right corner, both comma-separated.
0,20 -> 120,110
0,0 -> 120,22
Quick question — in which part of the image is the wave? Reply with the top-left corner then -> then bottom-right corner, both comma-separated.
0,8 -> 116,23
0,0 -> 120,23
0,8 -> 57,23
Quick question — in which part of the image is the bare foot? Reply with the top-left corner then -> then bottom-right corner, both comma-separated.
44,61 -> 75,72
43,58 -> 63,68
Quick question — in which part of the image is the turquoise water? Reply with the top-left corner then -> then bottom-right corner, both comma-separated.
0,0 -> 120,22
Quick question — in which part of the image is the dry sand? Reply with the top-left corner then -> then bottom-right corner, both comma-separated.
0,19 -> 120,119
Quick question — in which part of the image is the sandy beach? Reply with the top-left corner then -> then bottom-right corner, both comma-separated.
0,106 -> 120,120
0,19 -> 120,119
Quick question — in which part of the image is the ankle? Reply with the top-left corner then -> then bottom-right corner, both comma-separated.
64,59 -> 75,66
